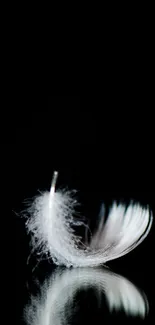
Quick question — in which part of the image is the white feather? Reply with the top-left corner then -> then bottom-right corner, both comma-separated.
24,267 -> 148,325
25,172 -> 153,267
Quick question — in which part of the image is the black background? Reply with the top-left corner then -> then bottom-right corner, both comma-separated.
4,96 -> 154,323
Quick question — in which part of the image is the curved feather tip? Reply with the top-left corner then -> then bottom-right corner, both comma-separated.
25,173 -> 153,267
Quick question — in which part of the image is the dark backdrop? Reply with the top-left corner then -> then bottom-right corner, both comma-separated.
3,96 -> 154,323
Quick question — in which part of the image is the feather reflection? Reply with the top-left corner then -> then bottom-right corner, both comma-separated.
25,267 -> 148,324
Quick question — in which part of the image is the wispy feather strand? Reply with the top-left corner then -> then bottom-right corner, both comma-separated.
25,172 -> 153,267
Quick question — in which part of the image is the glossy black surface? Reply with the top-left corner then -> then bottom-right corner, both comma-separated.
4,96 -> 155,324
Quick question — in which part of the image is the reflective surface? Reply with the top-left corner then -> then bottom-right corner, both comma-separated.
24,267 -> 149,325
11,98 -> 155,324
